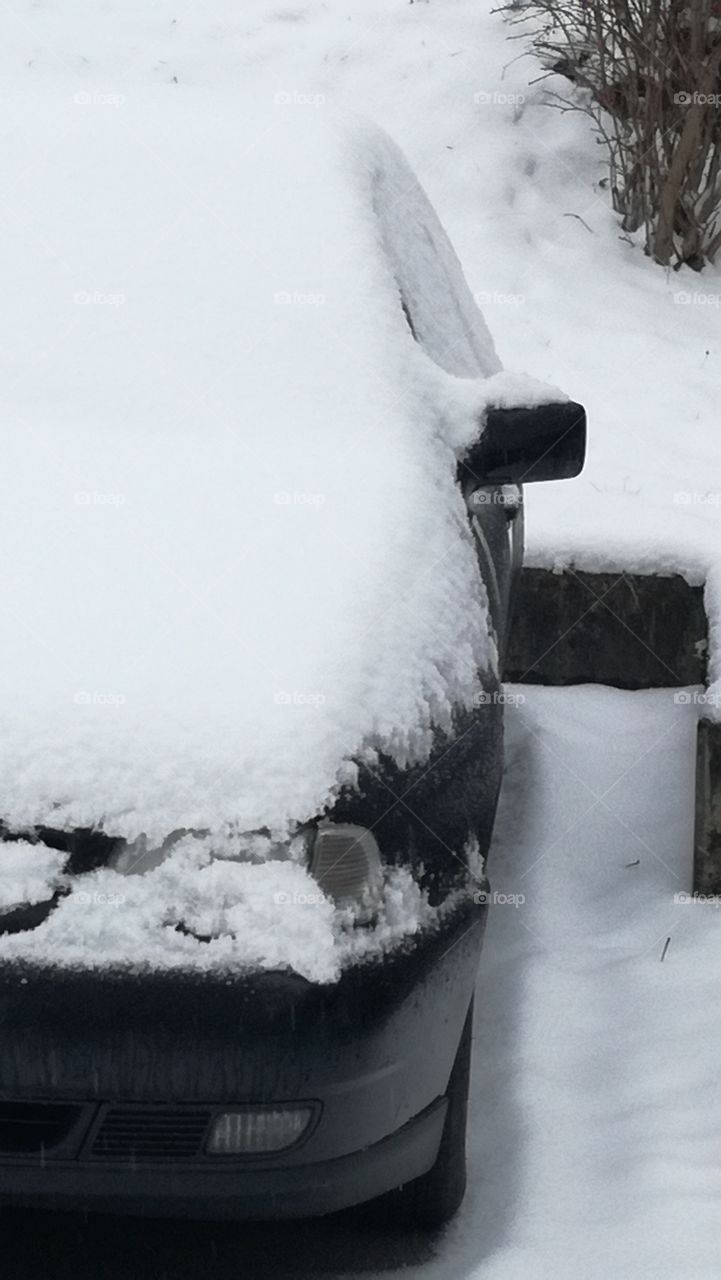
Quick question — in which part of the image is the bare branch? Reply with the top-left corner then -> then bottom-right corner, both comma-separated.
496,0 -> 721,267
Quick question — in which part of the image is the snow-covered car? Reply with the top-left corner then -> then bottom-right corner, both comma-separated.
0,104 -> 585,1225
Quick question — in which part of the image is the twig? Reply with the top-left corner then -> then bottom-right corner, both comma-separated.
563,212 -> 596,233
660,936 -> 671,962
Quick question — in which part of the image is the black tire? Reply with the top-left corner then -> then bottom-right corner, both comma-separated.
371,998 -> 474,1230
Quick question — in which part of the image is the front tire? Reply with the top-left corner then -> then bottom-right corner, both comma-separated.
373,998 -> 474,1229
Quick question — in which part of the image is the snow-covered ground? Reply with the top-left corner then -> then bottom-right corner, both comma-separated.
457,685 -> 712,1280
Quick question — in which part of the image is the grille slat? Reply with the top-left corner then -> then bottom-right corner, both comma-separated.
90,1107 -> 213,1161
97,1118 -> 209,1127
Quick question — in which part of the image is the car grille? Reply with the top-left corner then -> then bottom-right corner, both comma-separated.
89,1106 -> 212,1161
0,1101 -> 85,1153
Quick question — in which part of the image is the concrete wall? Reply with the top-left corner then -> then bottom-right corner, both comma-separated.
505,569 -> 707,689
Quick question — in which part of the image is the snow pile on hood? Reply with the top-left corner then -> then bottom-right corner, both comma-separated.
0,836 -> 437,983
0,840 -> 66,913
0,92 -> 517,845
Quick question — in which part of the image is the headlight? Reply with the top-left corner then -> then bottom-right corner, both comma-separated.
310,822 -> 383,922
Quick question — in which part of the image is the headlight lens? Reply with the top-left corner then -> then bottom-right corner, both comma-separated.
310,822 -> 384,922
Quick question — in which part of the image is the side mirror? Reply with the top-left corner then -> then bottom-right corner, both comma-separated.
459,401 -> 586,487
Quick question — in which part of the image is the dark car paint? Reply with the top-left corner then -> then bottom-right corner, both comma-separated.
0,898 -> 485,1218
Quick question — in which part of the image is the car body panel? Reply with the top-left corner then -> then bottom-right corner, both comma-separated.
0,1099 -> 448,1221
0,898 -> 485,1216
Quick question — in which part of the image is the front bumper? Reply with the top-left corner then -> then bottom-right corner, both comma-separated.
0,1097 -> 447,1220
0,895 -> 485,1218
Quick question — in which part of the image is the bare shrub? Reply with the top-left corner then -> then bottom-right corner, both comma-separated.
499,1 -> 721,269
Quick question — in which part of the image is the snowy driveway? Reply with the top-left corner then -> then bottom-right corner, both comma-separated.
6,684 -> 717,1280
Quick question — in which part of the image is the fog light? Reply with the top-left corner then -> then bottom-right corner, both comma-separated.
310,822 -> 384,922
206,1106 -> 314,1155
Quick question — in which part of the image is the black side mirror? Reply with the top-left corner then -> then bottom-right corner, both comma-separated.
459,401 -> 586,487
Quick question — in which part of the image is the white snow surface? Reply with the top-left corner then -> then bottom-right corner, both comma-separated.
0,93 -> 517,844
0,839 -> 66,912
